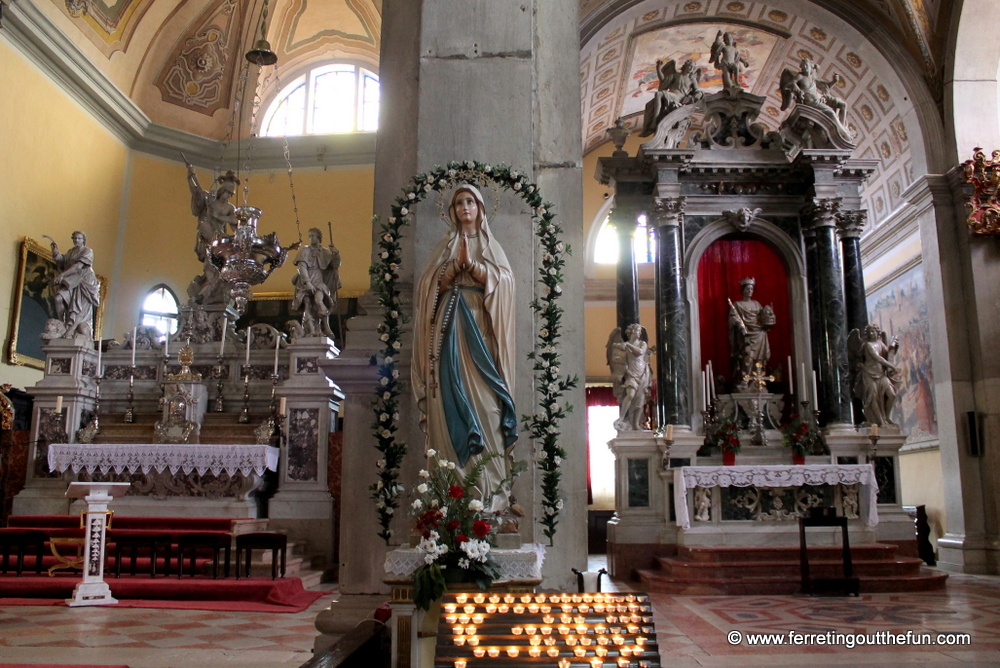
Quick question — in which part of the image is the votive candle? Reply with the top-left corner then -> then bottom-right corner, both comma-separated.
528,647 -> 542,657
473,594 -> 485,604
498,604 -> 509,613
465,626 -> 477,635
618,659 -> 629,668
540,605 -> 552,613
631,645 -> 644,657
463,605 -> 475,614
613,636 -> 625,646
566,636 -> 578,646
558,625 -> 571,635
528,604 -> 540,613
453,637 -> 466,646
454,661 -> 466,668
504,594 -> 515,603
455,594 -> 468,604
511,626 -> 523,635
521,595 -> 532,603
544,637 -> 557,646
581,637 -> 593,646
583,594 -> 593,603
445,604 -> 457,614
525,625 -> 537,635
507,647 -> 519,658
579,604 -> 590,613
487,647 -> 500,658
467,636 -> 479,646
591,658 -> 603,668
574,647 -> 587,657
513,605 -> 525,614
529,636 -> 542,646
635,637 -> 647,646
597,637 -> 610,646
543,615 -> 555,624
472,648 -> 485,658
451,625 -> 462,634
458,615 -> 470,624
547,647 -> 559,657
489,595 -> 500,603
559,660 -> 571,668
471,615 -> 484,625
535,594 -> 547,603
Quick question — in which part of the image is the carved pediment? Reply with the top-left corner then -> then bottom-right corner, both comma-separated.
780,105 -> 856,158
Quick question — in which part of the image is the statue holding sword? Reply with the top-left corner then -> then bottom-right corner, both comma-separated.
728,277 -> 775,390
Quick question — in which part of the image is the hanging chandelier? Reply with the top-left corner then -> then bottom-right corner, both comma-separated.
206,0 -> 286,316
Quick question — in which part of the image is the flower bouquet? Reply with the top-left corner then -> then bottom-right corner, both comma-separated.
781,413 -> 826,460
702,412 -> 741,464
410,450 -> 502,611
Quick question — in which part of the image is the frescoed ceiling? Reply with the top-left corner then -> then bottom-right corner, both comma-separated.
39,0 -> 381,138
579,0 -> 941,232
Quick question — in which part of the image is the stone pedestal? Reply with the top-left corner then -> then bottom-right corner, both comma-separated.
269,336 -> 343,560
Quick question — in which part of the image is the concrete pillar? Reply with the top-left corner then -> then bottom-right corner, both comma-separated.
611,197 -> 641,332
838,210 -> 868,424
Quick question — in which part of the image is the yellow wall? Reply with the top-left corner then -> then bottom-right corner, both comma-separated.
585,304 -> 657,379
0,37 -> 128,389
111,155 -> 374,339
899,448 -> 946,554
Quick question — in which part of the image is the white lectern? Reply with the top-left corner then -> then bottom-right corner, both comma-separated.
64,482 -> 131,607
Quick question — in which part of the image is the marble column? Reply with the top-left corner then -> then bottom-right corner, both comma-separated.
838,210 -> 869,337
652,198 -> 690,427
838,210 -> 868,424
612,197 -> 643,332
802,199 -> 852,425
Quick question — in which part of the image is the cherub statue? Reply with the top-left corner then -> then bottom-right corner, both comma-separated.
639,58 -> 704,137
709,31 -> 749,92
848,324 -> 901,426
779,58 -> 849,130
607,324 -> 653,431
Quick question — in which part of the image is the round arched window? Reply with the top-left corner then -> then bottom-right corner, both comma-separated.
140,285 -> 179,336
262,63 -> 379,136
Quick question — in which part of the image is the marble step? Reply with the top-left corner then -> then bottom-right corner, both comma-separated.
674,543 -> 902,563
655,554 -> 926,578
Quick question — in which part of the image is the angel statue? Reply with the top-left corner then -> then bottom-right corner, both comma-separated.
779,58 -> 849,130
291,227 -> 342,339
185,160 -> 238,305
709,31 -> 749,92
639,58 -> 704,137
848,324 -> 901,427
607,324 -> 653,431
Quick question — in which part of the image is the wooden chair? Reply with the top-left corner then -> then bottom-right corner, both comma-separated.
0,529 -> 47,575
176,532 -> 232,579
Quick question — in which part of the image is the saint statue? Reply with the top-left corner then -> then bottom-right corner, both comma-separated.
48,231 -> 100,338
413,185 -> 518,512
607,324 -> 653,431
291,227 -> 341,338
185,162 -> 238,305
639,59 -> 704,137
848,324 -> 901,426
709,31 -> 750,92
779,58 -> 849,130
728,277 -> 775,390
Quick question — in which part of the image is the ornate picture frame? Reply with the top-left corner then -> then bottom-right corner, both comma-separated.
5,237 -> 106,370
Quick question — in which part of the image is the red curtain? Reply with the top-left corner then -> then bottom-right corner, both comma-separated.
585,386 -> 617,505
697,236 -> 794,394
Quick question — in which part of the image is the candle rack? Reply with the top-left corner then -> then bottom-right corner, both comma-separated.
214,356 -> 226,413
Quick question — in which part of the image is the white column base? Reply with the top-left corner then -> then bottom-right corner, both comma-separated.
67,581 -> 117,606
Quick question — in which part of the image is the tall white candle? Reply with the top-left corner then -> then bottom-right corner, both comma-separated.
219,317 -> 228,356
787,356 -> 794,395
55,395 -> 62,413
870,423 -> 878,438
708,360 -> 716,399
95,339 -> 102,377
245,328 -> 251,366
812,370 -> 819,407
703,370 -> 709,407
666,424 -> 674,441
279,397 -> 286,414
799,363 -> 807,403
131,326 -> 137,366
273,336 -> 280,374
164,331 -> 169,358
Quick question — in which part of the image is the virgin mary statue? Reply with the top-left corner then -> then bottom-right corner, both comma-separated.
413,185 -> 518,511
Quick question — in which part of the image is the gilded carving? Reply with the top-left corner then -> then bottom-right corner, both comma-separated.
961,148 -> 1000,235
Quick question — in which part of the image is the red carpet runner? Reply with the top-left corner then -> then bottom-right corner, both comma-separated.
0,574 -> 329,613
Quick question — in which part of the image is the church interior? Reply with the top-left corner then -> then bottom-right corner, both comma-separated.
2,0 -> 1000,665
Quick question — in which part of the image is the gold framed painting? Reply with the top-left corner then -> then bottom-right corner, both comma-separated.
6,237 -> 107,370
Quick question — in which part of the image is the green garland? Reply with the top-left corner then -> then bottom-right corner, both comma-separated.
368,160 -> 578,544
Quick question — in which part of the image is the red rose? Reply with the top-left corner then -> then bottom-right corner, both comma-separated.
447,520 -> 461,532
473,520 -> 491,538
456,534 -> 468,544
448,485 -> 464,499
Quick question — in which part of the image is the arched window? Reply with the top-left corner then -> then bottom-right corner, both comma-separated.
262,63 -> 379,136
140,285 -> 179,337
593,214 -> 656,264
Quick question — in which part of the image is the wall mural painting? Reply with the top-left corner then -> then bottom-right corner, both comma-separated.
866,264 -> 937,442
621,22 -> 781,118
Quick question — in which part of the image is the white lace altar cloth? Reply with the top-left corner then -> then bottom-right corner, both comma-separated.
674,464 -> 878,529
384,543 -> 546,582
48,443 -> 279,477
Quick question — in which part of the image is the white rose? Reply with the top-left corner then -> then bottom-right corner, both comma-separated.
418,469 -> 430,479
511,171 -> 520,178
400,206 -> 409,215
554,285 -> 562,295
380,377 -> 389,385
407,192 -> 416,200
380,413 -> 389,421
469,499 -> 484,512
417,483 -> 429,494
556,499 -> 563,510
514,182 -> 522,191
385,356 -> 393,364
380,251 -> 389,259
439,179 -> 447,187
381,429 -> 391,438
412,499 -> 423,510
448,169 -> 457,177
527,185 -> 535,193
427,448 -> 437,457
465,161 -> 475,168
424,184 -> 432,191
384,273 -> 392,281
393,341 -> 401,350
484,165 -> 492,172
380,333 -> 389,342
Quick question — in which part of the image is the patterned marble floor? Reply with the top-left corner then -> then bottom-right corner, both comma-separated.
3,567 -> 1000,667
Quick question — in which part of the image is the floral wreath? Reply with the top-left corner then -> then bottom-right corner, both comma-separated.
368,160 -> 577,545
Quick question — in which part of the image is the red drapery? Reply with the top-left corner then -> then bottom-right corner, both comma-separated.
697,236 -> 794,394
585,386 -> 617,505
